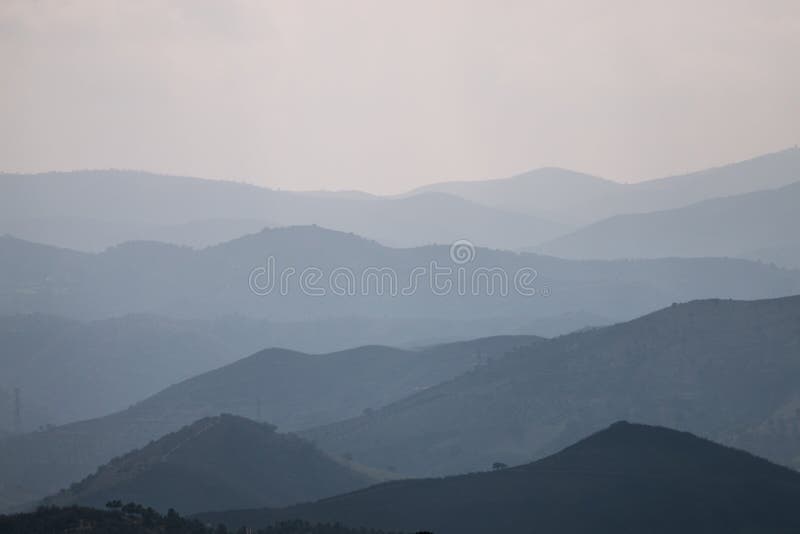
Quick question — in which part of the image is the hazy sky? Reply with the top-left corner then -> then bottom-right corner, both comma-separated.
2,1 -> 799,194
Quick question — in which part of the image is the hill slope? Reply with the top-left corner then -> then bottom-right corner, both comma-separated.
0,313 -> 305,426
41,414 -> 378,514
0,314 -> 541,427
304,295 -> 800,475
3,226 -> 799,326
200,422 -> 800,534
417,147 -> 800,225
0,335 -> 538,512
537,181 -> 800,265
414,167 -> 621,224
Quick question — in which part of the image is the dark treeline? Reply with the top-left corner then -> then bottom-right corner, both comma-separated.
0,503 -> 417,534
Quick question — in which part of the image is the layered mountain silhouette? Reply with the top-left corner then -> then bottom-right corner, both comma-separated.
418,147 -> 800,225
304,295 -> 800,475
537,180 -> 800,266
2,226 -> 799,328
42,414 -> 378,514
0,335 -> 537,511
3,149 -> 799,253
0,314 -> 540,426
199,422 -> 800,534
0,313 -> 291,426
0,170 -> 564,251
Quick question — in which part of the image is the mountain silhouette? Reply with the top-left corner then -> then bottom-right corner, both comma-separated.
199,421 -> 800,534
537,180 -> 800,266
43,414 -> 378,515
3,226 -> 798,328
0,335 -> 539,512
0,170 -> 564,251
418,147 -> 800,225
305,295 -> 800,475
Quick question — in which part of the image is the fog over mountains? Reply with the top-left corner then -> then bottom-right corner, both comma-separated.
2,148 -> 800,532
2,147 -> 799,258
4,2 -> 800,530
3,226 -> 798,324
537,180 -> 800,265
0,170 -> 564,251
417,147 -> 800,226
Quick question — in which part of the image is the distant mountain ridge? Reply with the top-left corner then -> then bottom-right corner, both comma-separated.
0,313 -> 543,427
3,148 -> 799,251
0,169 -> 565,251
535,181 -> 800,267
42,414 -> 379,514
199,422 -> 800,534
2,226 -> 798,326
417,147 -> 800,225
414,167 -> 621,224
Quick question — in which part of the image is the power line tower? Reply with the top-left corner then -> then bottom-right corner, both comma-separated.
13,387 -> 22,434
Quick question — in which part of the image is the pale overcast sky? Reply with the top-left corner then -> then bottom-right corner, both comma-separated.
1,0 -> 799,193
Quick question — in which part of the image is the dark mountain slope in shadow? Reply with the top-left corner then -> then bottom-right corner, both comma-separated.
43,414 -> 379,515
200,422 -> 800,534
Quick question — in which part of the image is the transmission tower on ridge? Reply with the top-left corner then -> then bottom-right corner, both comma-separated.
13,387 -> 22,434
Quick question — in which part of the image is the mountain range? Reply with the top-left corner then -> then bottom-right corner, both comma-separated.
0,314 -> 542,427
2,148 -> 800,531
418,147 -> 800,225
0,334 -> 537,511
0,170 -> 564,251
304,295 -> 800,475
3,148 -> 799,254
3,226 -> 798,328
199,422 -> 800,534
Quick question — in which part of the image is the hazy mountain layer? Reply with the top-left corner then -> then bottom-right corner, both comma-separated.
0,170 -> 565,251
0,335 -> 538,512
200,422 -> 800,534
0,313 -> 549,427
304,295 -> 800,475
2,226 -> 798,326
0,216 -> 275,252
418,147 -> 800,225
537,181 -> 800,265
4,149 -> 799,252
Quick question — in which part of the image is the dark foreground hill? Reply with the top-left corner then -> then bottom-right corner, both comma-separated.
0,503 -> 407,534
304,295 -> 800,475
199,422 -> 800,534
42,415 -> 379,515
0,335 -> 537,512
